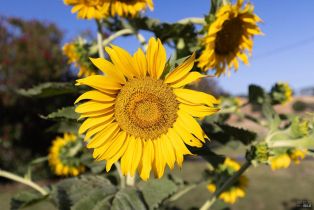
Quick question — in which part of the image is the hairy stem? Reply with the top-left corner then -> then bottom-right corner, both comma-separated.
177,17 -> 206,25
114,162 -> 126,188
96,20 -> 105,58
200,161 -> 251,210
0,169 -> 48,196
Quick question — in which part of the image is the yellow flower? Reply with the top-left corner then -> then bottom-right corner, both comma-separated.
272,82 -> 293,104
223,157 -> 240,171
63,43 -> 96,77
103,0 -> 154,17
198,0 -> 263,76
269,154 -> 291,170
290,149 -> 307,164
48,133 -> 85,176
75,37 -> 219,180
208,176 -> 248,204
63,0 -> 106,19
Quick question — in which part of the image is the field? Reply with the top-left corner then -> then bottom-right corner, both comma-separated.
1,158 -> 313,210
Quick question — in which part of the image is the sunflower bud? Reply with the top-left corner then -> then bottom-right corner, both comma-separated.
270,82 -> 293,105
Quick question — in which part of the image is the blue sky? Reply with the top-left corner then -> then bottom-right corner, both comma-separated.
1,0 -> 314,95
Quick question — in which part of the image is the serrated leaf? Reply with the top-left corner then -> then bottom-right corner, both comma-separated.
71,189 -> 115,210
41,106 -> 78,120
17,82 -> 77,98
202,122 -> 257,145
111,188 -> 146,210
138,177 -> 177,210
188,139 -> 225,168
51,175 -> 116,210
11,190 -> 47,210
46,121 -> 80,134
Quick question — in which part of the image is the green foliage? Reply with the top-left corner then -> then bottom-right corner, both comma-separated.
17,82 -> 78,98
202,122 -> 257,146
41,106 -> 78,120
248,84 -> 267,105
138,177 -> 178,210
11,190 -> 47,210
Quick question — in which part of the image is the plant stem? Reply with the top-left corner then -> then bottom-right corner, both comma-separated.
177,17 -> 206,25
200,161 -> 251,210
114,162 -> 125,188
96,20 -> 105,58
103,28 -> 133,47
0,169 -> 48,196
126,175 -> 135,186
134,32 -> 147,50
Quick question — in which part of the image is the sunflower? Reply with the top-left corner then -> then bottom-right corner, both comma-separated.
63,43 -> 96,77
63,0 -> 106,19
208,158 -> 248,204
270,82 -> 293,104
75,37 -> 219,180
198,0 -> 263,76
103,0 -> 154,17
48,133 -> 85,176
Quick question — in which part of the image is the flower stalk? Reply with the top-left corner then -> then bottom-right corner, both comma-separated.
200,160 -> 251,210
0,169 -> 48,196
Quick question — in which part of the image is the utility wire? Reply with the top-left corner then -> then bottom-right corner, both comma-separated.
253,35 -> 314,60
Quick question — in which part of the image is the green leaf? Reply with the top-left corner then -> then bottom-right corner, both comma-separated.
11,190 -> 47,210
17,82 -> 77,98
138,177 -> 177,210
202,122 -> 257,146
51,175 -> 116,210
188,139 -> 225,168
41,106 -> 79,120
111,188 -> 146,210
46,121 -> 80,134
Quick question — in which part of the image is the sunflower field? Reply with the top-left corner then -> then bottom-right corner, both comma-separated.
1,0 -> 314,210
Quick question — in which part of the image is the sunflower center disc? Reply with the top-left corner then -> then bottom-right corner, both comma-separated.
215,18 -> 243,55
115,77 -> 179,140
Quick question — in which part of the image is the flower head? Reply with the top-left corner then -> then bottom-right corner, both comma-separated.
198,0 -> 262,76
63,0 -> 106,19
75,37 -> 219,180
208,158 -> 248,204
48,133 -> 85,176
63,42 -> 96,77
103,0 -> 154,17
270,82 -> 293,105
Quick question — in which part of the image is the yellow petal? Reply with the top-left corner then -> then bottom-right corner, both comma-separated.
133,48 -> 148,78
75,101 -> 114,114
174,88 -> 219,106
160,135 -> 176,169
89,57 -> 126,84
76,75 -> 121,94
146,38 -> 167,79
106,138 -> 129,172
75,90 -> 115,104
100,131 -> 127,160
179,104 -> 219,118
79,113 -> 114,134
153,138 -> 166,178
164,53 -> 195,84
177,110 -> 205,142
121,135 -> 136,175
87,123 -> 119,148
139,140 -> 154,181
173,121 -> 203,148
169,71 -> 207,88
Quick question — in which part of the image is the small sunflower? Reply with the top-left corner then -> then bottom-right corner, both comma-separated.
103,0 -> 154,17
63,43 -> 96,77
208,158 -> 248,204
198,0 -> 262,76
270,82 -> 293,104
48,133 -> 85,176
63,0 -> 106,19
75,37 -> 219,180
